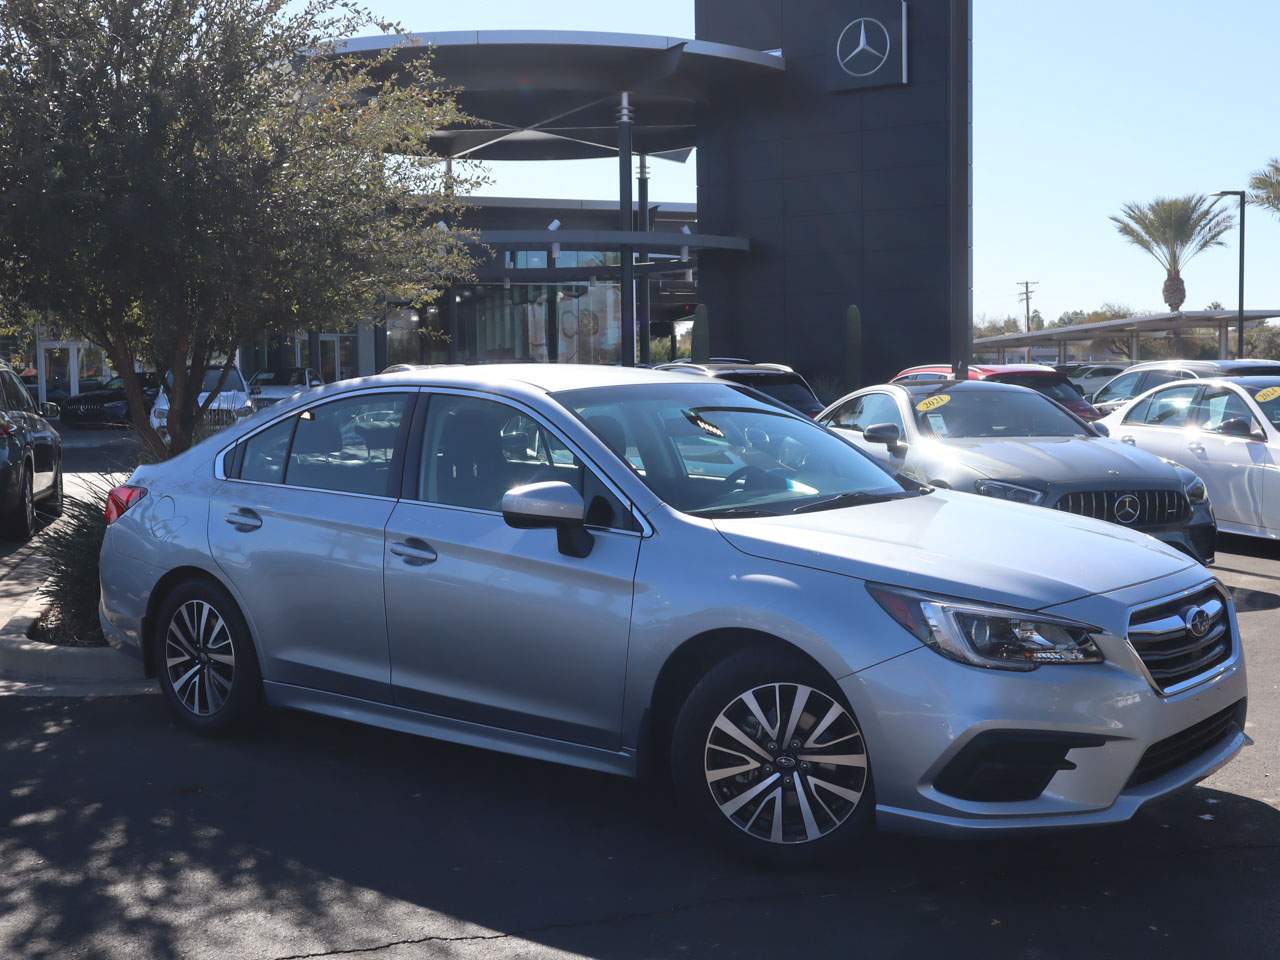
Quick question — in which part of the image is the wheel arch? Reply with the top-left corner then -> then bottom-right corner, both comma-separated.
640,628 -> 833,779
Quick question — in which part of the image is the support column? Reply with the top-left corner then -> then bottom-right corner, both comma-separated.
1219,321 -> 1229,360
1130,331 -> 1140,362
308,329 -> 321,375
637,154 -> 651,366
1057,341 -> 1067,364
445,291 -> 459,364
618,92 -> 636,367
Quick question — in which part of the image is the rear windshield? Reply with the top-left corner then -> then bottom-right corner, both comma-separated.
720,374 -> 823,416
1229,366 -> 1280,378
989,373 -> 1081,403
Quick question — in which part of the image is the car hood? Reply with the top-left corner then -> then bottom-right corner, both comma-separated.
927,436 -> 1180,487
154,389 -> 244,409
66,388 -> 129,405
714,490 -> 1196,610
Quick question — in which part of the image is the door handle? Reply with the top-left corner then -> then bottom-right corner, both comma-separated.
390,538 -> 438,566
1120,435 -> 1136,445
224,508 -> 263,532
1188,442 -> 1206,454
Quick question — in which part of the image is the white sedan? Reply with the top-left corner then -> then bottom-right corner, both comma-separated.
1098,375 -> 1280,539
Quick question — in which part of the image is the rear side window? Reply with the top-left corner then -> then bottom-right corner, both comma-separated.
2,372 -> 33,411
241,418 -> 294,484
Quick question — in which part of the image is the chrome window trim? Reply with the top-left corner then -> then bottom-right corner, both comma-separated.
1124,580 -> 1239,697
212,385 -> 419,490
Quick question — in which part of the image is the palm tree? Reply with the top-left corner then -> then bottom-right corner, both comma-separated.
1250,159 -> 1280,219
1110,195 -> 1234,312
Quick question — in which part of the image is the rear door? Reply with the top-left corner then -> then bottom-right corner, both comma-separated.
1,370 -> 56,495
208,388 -> 416,701
1187,384 -> 1270,528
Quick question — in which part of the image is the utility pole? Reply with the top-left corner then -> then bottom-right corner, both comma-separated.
1017,281 -> 1039,332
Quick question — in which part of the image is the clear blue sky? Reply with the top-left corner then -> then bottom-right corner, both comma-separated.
362,0 -> 1280,325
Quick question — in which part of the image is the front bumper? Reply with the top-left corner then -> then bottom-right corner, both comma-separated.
1147,505 -> 1217,565
844,576 -> 1248,834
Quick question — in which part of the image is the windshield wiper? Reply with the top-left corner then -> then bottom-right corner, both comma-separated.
694,505 -> 784,519
790,491 -> 918,514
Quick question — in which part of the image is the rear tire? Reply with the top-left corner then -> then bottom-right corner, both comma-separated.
670,645 -> 874,866
154,579 -> 263,735
41,465 -> 64,520
2,465 -> 35,541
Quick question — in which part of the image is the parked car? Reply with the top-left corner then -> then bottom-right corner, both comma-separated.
1070,363 -> 1128,399
1098,375 -> 1280,540
99,365 -> 1248,861
0,360 -> 63,540
61,373 -> 162,427
655,359 -> 825,417
149,365 -> 254,441
819,380 -> 1216,563
891,363 -> 1103,421
248,367 -> 324,412
1090,359 -> 1280,415
1053,363 -> 1089,378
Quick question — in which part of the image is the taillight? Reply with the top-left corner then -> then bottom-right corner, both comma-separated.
104,485 -> 148,525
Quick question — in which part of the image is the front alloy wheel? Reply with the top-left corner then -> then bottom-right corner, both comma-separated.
706,683 -> 867,844
165,599 -> 236,717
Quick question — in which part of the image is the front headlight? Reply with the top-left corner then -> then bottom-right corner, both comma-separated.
104,401 -> 127,414
973,479 -> 1045,506
868,585 -> 1104,671
1184,476 -> 1208,505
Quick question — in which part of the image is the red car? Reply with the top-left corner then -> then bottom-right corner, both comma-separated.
891,363 -> 1103,421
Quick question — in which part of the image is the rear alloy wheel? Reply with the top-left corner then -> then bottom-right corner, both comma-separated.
2,466 -> 35,541
671,647 -> 873,864
41,466 -> 64,520
155,580 -> 262,734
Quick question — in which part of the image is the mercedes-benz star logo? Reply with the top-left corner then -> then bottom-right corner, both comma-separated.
1114,494 -> 1142,525
1184,605 -> 1212,639
836,18 -> 892,78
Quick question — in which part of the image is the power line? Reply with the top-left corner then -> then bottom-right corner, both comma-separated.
1017,281 -> 1039,332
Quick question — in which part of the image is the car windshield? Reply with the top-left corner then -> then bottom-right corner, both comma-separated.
253,369 -> 308,386
912,388 -> 1090,439
990,374 -> 1082,403
721,374 -> 824,417
164,367 -> 246,393
556,382 -> 911,517
1246,382 -> 1280,429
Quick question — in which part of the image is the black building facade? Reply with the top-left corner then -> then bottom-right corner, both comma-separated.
694,0 -> 971,385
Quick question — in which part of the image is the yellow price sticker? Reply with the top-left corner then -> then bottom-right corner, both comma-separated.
1255,386 -> 1280,404
916,394 -> 952,413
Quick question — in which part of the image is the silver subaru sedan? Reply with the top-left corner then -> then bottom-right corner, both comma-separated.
99,365 -> 1249,862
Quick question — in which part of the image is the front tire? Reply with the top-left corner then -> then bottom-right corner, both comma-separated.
670,646 -> 874,865
154,579 -> 263,734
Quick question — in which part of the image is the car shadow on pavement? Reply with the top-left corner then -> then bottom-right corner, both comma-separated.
2,694 -> 1278,959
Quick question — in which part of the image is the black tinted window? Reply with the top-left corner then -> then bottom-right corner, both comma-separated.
241,417 -> 295,484
284,394 -> 411,496
2,372 -> 33,411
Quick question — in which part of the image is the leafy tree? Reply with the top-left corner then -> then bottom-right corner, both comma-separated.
1250,159 -> 1280,219
0,0 -> 484,454
1110,195 -> 1234,313
1246,321 -> 1280,360
973,315 -> 1021,339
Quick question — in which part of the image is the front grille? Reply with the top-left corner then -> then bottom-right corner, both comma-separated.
203,408 -> 239,427
1127,699 -> 1246,787
1053,488 -> 1190,528
1127,584 -> 1232,693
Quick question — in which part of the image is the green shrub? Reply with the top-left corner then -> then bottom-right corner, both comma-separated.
35,475 -> 123,647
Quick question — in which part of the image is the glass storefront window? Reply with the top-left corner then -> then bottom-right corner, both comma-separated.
451,283 -> 621,367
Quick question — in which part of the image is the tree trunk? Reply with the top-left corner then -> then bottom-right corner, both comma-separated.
1163,270 -> 1186,313
104,342 -> 167,460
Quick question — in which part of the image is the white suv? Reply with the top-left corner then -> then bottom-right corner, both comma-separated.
149,365 -> 254,440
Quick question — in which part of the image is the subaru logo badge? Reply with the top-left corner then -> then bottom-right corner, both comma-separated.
1184,605 -> 1212,639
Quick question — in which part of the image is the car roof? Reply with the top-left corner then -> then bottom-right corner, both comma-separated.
655,360 -> 800,377
897,363 -> 1059,377
355,362 -> 704,393
872,379 -> 1034,397
1128,358 -> 1280,373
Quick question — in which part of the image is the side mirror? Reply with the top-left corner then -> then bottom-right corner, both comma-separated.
41,402 -> 60,419
1219,417 -> 1254,439
1072,382 -> 1085,396
863,422 -> 903,450
250,385 -> 263,396
1092,422 -> 1110,437
502,481 -> 593,558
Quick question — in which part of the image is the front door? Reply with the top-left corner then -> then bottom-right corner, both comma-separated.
821,392 -> 909,474
1187,385 -> 1269,529
208,390 -> 415,701
383,392 -> 641,750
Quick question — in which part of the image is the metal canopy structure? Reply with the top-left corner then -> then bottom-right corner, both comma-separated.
336,31 -> 785,162
975,310 -> 1280,362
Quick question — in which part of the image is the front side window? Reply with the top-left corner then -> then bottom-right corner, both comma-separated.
1197,387 -> 1256,434
1140,385 -> 1199,428
2,372 -> 33,411
827,393 -> 903,433
419,394 -> 632,528
557,383 -> 907,518
912,388 -> 1089,439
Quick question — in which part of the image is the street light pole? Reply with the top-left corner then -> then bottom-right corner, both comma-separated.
1213,190 -> 1246,358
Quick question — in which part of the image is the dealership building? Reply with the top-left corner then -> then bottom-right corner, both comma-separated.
26,0 -> 973,400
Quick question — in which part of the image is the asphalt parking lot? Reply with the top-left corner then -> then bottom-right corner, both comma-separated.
2,441 -> 1278,957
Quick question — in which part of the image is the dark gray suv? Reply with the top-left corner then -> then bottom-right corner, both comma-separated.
0,361 -> 63,539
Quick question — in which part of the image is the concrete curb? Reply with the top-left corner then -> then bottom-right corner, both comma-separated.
0,592 -> 142,684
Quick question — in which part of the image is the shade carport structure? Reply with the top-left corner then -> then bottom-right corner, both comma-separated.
335,31 -> 783,364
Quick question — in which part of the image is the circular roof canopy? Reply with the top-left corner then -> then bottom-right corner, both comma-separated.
335,30 -> 785,162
